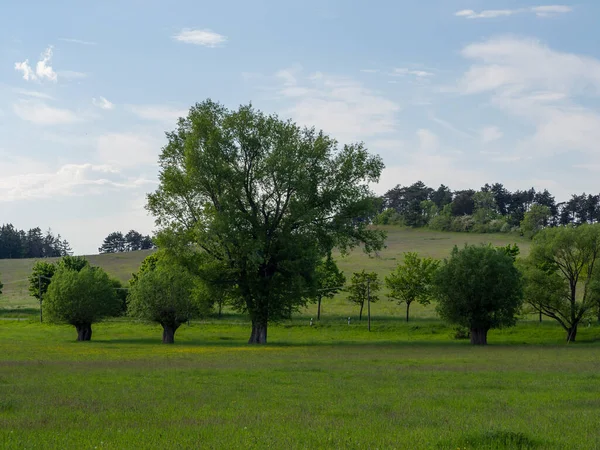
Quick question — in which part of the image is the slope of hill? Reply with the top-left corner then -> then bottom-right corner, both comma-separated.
0,250 -> 154,310
0,227 -> 530,314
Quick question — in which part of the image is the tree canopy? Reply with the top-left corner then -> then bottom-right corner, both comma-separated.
312,255 -> 346,320
43,266 -> 121,341
127,259 -> 205,343
347,270 -> 380,321
147,100 -> 385,343
385,252 -> 439,322
433,245 -> 523,345
520,224 -> 600,342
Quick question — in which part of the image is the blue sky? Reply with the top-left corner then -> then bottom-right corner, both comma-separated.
1,0 -> 599,254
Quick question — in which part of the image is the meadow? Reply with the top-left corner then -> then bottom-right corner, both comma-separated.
2,228 -> 599,449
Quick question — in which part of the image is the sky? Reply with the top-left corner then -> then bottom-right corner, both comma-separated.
1,0 -> 600,255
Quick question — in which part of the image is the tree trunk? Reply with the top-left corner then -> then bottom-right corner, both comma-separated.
317,297 -> 322,321
248,320 -> 268,344
470,328 -> 488,345
75,323 -> 92,341
162,324 -> 178,344
566,325 -> 578,343
359,303 -> 364,321
539,310 -> 542,323
406,302 -> 411,322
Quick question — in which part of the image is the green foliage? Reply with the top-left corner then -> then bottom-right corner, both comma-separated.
385,252 -> 440,321
373,208 -> 404,226
127,264 -> 203,333
110,278 -> 128,316
520,204 -> 551,239
147,99 -> 386,343
520,224 -> 600,341
56,255 -> 89,272
128,252 -> 161,289
314,255 -> 346,300
347,270 -> 380,320
433,245 -> 523,343
43,266 -> 121,327
28,261 -> 56,301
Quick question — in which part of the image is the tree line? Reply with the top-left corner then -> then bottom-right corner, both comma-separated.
25,222 -> 600,346
98,230 -> 155,253
0,224 -> 71,259
17,100 -> 599,348
376,181 -> 600,236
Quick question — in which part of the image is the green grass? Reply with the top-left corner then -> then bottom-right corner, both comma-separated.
0,227 -> 529,316
0,319 -> 599,449
2,228 -> 575,449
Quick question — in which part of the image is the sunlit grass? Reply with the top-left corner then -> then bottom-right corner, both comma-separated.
0,319 -> 599,449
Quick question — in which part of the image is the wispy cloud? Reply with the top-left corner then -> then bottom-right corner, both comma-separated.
393,68 -> 434,78
480,126 -> 503,143
14,46 -> 57,82
92,96 -> 114,110
13,100 -> 81,125
14,89 -> 54,100
127,104 -> 187,123
0,163 -> 151,202
273,67 -> 400,142
459,36 -> 600,157
172,28 -> 227,47
97,133 -> 160,167
58,37 -> 97,45
455,5 -> 572,19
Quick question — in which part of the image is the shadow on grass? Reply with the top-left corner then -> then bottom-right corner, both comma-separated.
0,307 -> 38,318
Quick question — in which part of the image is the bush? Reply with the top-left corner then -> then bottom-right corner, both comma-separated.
450,215 -> 475,232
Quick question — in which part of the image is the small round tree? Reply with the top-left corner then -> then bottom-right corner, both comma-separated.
127,264 -> 202,344
44,266 -> 121,341
433,245 -> 523,345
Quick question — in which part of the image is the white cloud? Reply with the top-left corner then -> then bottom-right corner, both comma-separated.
92,96 -> 114,110
0,163 -> 151,202
127,105 -> 187,123
481,126 -> 503,143
13,100 -> 81,125
376,129 -> 485,195
393,68 -> 434,78
273,67 -> 400,142
14,46 -> 58,82
97,132 -> 159,168
14,60 -> 36,81
58,37 -> 97,45
58,70 -> 87,80
14,89 -> 54,100
459,36 -> 600,159
172,28 -> 227,47
455,5 -> 572,19
360,69 -> 379,73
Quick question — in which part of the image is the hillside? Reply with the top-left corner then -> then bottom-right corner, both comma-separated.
0,227 -> 530,314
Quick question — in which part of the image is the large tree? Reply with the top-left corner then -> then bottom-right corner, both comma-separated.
147,100 -> 385,343
99,232 -> 126,253
520,224 -> 600,342
385,252 -> 439,322
347,271 -> 380,321
433,245 -> 523,345
43,266 -> 121,341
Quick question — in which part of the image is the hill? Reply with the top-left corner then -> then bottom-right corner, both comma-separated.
0,227 -> 530,315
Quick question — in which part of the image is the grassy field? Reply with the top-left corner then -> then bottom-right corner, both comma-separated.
3,228 -> 589,449
0,320 -> 599,449
0,227 -> 529,318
